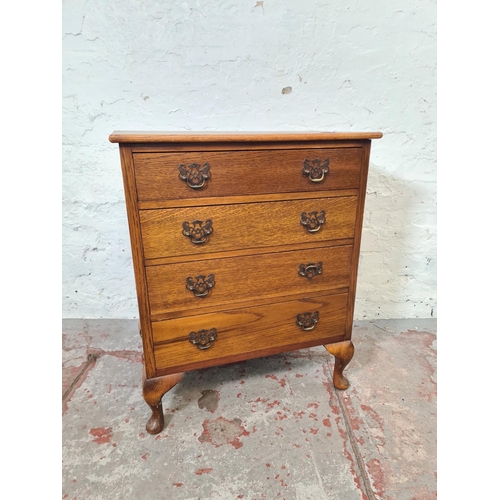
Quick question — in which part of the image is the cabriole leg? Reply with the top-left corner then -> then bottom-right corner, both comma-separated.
142,371 -> 183,434
324,340 -> 355,390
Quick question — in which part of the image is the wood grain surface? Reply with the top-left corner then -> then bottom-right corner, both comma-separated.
130,141 -> 369,154
109,131 -> 383,143
153,292 -> 348,373
137,189 -> 359,210
146,245 -> 353,319
145,240 -> 354,267
142,369 -> 183,434
134,148 -> 363,201
140,196 -> 358,260
324,340 -> 355,390
345,141 -> 372,339
118,145 -> 157,378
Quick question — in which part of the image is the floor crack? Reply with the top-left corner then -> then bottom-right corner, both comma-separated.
62,353 -> 99,402
336,388 -> 376,500
326,359 -> 377,500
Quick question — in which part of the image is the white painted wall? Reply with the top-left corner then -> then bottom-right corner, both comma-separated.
62,0 -> 436,319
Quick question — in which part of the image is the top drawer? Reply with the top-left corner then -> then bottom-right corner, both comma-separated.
133,148 -> 363,202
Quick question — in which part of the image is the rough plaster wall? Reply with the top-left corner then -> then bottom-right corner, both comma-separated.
62,0 -> 436,319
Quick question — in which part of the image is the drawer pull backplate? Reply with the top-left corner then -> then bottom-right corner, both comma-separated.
302,158 -> 329,183
178,163 -> 211,189
300,210 -> 326,233
189,328 -> 218,350
298,262 -> 323,280
186,274 -> 215,297
182,219 -> 213,244
296,311 -> 319,331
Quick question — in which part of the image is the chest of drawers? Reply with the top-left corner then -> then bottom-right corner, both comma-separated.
109,131 -> 382,434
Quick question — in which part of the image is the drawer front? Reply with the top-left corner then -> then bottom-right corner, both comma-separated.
134,148 -> 362,201
146,245 -> 353,318
140,196 -> 357,260
153,292 -> 348,373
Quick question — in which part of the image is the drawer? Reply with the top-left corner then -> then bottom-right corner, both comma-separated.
134,148 -> 362,202
140,196 -> 358,260
146,245 -> 353,319
153,292 -> 348,373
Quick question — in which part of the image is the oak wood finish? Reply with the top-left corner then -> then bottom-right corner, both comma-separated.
145,239 -> 354,267
109,131 -> 383,143
140,196 -> 357,260
345,141 -> 371,339
137,189 -> 359,210
142,369 -> 183,434
150,286 -> 350,321
119,145 -> 156,378
154,293 -> 348,375
324,341 -> 355,390
112,131 -> 381,434
131,141 -> 368,154
134,148 -> 363,201
146,245 -> 353,319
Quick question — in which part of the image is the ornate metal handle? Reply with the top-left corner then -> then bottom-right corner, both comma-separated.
298,262 -> 323,280
186,274 -> 215,297
296,311 -> 319,331
189,328 -> 217,350
302,159 -> 329,183
300,211 -> 326,233
178,163 -> 211,189
182,219 -> 213,244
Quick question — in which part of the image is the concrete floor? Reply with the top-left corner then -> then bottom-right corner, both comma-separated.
62,318 -> 436,500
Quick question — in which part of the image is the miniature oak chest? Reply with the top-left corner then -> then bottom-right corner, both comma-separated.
109,131 -> 382,434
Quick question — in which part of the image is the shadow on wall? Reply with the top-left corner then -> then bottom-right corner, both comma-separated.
355,162 -> 436,320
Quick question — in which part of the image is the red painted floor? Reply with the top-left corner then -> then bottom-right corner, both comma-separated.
62,318 -> 436,500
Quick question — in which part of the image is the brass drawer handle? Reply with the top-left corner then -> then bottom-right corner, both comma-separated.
186,274 -> 215,297
178,163 -> 211,189
298,262 -> 323,279
189,328 -> 217,350
296,311 -> 319,331
302,159 -> 329,183
300,210 -> 326,233
182,219 -> 213,244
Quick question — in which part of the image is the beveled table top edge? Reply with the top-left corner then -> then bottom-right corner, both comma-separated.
109,131 -> 383,143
